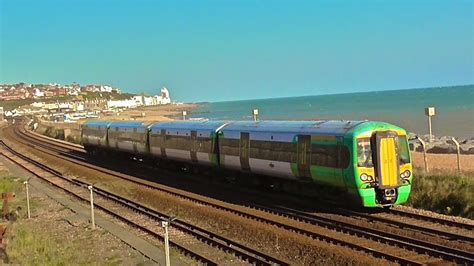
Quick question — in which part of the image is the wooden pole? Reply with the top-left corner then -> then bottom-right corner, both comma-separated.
416,136 -> 428,173
451,137 -> 461,174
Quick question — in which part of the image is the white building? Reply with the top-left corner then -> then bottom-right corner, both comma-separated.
158,87 -> 171,104
100,85 -> 114,92
107,99 -> 141,109
107,86 -> 172,109
34,88 -> 45,98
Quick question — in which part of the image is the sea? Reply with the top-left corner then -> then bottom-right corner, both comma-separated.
189,85 -> 474,138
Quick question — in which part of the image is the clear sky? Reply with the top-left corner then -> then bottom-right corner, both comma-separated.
1,0 -> 473,102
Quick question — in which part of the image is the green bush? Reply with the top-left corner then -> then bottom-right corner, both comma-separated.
408,169 -> 474,219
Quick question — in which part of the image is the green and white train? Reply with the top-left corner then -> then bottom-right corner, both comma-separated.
82,120 -> 413,207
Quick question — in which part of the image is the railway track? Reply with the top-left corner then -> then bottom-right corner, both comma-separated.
5,124 -> 474,264
0,139 -> 287,265
387,208 -> 474,231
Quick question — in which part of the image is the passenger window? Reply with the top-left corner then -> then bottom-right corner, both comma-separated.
339,145 -> 350,169
398,136 -> 410,164
357,139 -> 373,167
311,144 -> 338,168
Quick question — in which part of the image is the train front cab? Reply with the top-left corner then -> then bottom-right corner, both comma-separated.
353,128 -> 412,207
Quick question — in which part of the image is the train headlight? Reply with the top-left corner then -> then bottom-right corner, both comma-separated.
367,175 -> 373,182
360,173 -> 368,181
400,170 -> 411,179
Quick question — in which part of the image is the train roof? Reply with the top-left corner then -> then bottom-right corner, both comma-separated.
149,121 -> 229,131
82,120 -> 111,127
108,121 -> 149,128
220,120 -> 367,135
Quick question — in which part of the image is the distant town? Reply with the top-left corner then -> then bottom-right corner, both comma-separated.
0,82 -> 173,122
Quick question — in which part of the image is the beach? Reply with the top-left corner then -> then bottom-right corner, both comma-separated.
96,103 -> 199,123
411,152 -> 474,173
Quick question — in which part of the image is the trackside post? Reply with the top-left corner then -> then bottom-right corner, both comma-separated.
23,180 -> 30,219
88,185 -> 95,229
161,221 -> 170,266
416,136 -> 429,173
161,217 -> 176,266
451,137 -> 461,174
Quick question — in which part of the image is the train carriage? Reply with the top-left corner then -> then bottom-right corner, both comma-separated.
81,120 -> 111,152
218,120 -> 412,207
218,121 -> 355,186
107,121 -> 149,154
149,121 -> 228,166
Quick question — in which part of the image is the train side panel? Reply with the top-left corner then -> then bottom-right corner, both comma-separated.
81,121 -> 111,150
218,121 -> 360,184
149,121 -> 227,166
108,121 -> 149,154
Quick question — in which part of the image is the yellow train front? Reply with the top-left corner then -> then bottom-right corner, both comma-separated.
347,121 -> 413,207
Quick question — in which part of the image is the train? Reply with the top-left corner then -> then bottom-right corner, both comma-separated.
81,120 -> 413,208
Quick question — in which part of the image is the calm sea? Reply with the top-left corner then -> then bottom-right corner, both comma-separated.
189,85 -> 474,138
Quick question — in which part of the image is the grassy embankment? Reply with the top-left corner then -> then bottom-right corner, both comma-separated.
0,176 -> 63,265
408,169 -> 474,219
0,172 -> 142,264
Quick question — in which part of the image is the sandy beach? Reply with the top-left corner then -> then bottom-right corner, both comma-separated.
97,103 -> 200,123
411,151 -> 474,173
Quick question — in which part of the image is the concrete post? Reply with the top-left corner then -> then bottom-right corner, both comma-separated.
451,137 -> 461,174
416,136 -> 429,173
23,180 -> 30,219
161,221 -> 170,266
88,185 -> 95,229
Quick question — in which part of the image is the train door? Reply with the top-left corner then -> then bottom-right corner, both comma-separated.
336,138 -> 349,188
132,127 -> 138,153
240,132 -> 250,171
373,131 -> 399,187
191,130 -> 198,163
297,135 -> 311,180
160,129 -> 167,158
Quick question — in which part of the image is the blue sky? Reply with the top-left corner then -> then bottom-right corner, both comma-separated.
1,0 -> 473,102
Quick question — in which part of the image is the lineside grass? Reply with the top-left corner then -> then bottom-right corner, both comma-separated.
7,223 -> 74,265
408,169 -> 474,219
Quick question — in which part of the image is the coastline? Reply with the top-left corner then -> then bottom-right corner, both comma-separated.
94,103 -> 200,123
